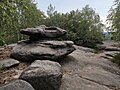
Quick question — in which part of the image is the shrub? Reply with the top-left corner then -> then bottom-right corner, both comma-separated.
112,53 -> 120,66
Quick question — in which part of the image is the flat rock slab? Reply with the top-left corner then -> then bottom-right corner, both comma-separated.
0,59 -> 19,69
104,51 -> 119,57
19,60 -> 63,90
59,46 -> 120,90
10,40 -> 75,62
79,65 -> 120,88
60,74 -> 110,90
105,47 -> 120,51
7,43 -> 17,48
20,26 -> 66,40
0,80 -> 35,90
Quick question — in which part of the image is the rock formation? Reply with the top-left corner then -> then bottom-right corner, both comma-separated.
1,31 -> 120,90
10,26 -> 75,62
8,25 -> 76,90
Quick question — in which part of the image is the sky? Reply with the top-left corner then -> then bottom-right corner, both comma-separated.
35,0 -> 114,24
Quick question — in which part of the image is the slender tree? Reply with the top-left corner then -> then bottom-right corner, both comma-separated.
107,0 -> 120,41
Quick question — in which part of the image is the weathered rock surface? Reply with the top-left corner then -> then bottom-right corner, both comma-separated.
0,58 -> 19,69
7,43 -> 17,48
19,60 -> 63,90
96,44 -> 106,50
59,46 -> 120,90
103,40 -> 120,51
20,26 -> 66,41
105,47 -> 120,51
10,40 -> 75,62
0,80 -> 35,90
60,74 -> 110,90
104,51 -> 119,57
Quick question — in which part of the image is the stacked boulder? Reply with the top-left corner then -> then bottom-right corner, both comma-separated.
10,26 -> 75,62
9,25 -> 76,90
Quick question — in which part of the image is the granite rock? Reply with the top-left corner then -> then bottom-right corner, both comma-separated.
19,60 -> 63,90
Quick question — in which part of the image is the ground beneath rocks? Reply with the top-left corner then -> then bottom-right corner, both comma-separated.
0,62 -> 29,84
0,41 -> 120,90
0,46 -> 30,85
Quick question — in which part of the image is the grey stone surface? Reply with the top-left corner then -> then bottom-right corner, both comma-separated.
7,43 -> 17,48
96,44 -> 106,50
20,26 -> 66,41
59,46 -> 120,90
60,74 -> 110,90
0,58 -> 19,69
19,60 -> 63,90
102,40 -> 120,51
75,45 -> 95,53
104,51 -> 119,57
10,40 -> 75,62
0,80 -> 35,90
105,47 -> 120,51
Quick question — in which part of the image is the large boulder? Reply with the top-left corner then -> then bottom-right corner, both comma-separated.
0,80 -> 35,90
20,26 -> 66,41
19,60 -> 63,90
10,40 -> 75,62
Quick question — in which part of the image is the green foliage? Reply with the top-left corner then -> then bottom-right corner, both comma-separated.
107,0 -> 120,41
0,0 -> 45,45
112,53 -> 120,66
0,2 -> 104,48
0,32 -> 6,46
43,5 -> 104,48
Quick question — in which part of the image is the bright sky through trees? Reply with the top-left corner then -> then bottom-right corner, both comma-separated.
35,0 -> 113,24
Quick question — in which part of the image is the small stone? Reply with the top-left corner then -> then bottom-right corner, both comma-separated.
19,60 -> 63,90
0,80 -> 35,90
96,44 -> 106,50
0,59 -> 19,69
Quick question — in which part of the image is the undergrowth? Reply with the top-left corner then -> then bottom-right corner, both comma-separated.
112,53 -> 120,66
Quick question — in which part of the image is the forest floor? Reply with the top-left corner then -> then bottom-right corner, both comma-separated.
0,46 -> 30,84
